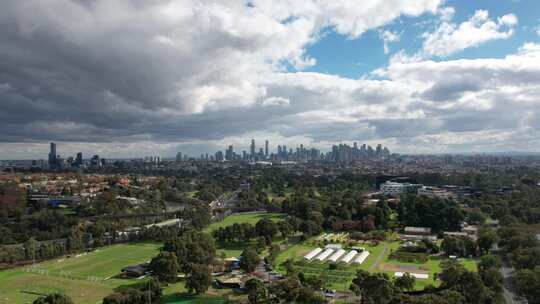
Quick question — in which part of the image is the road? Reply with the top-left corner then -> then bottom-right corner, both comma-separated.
500,264 -> 527,304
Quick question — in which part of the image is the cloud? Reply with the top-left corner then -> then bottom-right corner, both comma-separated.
422,10 -> 518,57
2,1 -> 540,158
379,30 -> 401,54
262,96 -> 290,107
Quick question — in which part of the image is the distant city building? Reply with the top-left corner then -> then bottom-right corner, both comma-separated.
250,139 -> 256,159
48,142 -> 58,169
75,152 -> 83,167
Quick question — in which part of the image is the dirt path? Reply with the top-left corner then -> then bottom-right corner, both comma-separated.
368,243 -> 389,272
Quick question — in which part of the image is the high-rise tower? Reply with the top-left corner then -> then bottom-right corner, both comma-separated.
250,139 -> 256,157
48,142 -> 57,169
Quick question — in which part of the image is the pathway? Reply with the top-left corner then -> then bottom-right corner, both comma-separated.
500,264 -> 527,304
368,243 -> 389,272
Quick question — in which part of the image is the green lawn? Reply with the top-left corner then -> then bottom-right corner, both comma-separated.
377,242 -> 478,290
272,239 -> 478,292
0,243 -> 162,304
205,212 -> 285,233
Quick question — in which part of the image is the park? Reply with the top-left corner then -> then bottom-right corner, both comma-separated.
0,211 -> 479,303
0,212 -> 282,304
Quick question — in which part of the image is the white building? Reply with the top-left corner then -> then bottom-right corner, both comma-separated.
380,181 -> 422,196
418,186 -> 456,200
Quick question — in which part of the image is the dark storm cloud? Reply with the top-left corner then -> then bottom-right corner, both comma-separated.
1,1 -> 540,156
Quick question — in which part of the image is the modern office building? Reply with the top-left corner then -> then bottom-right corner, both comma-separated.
250,139 -> 255,158
380,181 -> 422,196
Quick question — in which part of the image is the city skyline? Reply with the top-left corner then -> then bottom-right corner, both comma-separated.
1,1 -> 540,158
33,139 -> 393,163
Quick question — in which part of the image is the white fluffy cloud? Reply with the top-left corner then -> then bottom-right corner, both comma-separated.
380,30 -> 401,54
422,10 -> 518,57
2,1 -> 540,158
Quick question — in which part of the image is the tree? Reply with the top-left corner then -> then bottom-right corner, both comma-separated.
478,254 -> 501,272
350,270 -> 396,304
439,261 -> 487,304
477,228 -> 498,255
395,272 -> 416,291
295,286 -> 327,303
163,230 -> 216,273
240,247 -> 261,273
255,218 -> 278,242
439,261 -> 467,289
186,264 -> 212,294
149,251 -> 179,282
103,279 -> 162,304
438,290 -> 465,304
33,293 -> 74,304
514,268 -> 540,304
458,271 -> 487,304
24,237 -> 39,261
245,278 -> 268,304
278,221 -> 293,238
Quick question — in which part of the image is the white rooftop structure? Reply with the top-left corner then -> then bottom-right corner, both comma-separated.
328,249 -> 346,262
315,248 -> 334,261
304,248 -> 323,260
353,251 -> 370,264
325,244 -> 342,250
341,250 -> 358,263
395,272 -> 429,279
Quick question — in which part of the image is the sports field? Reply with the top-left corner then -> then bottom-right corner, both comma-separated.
0,243 -> 161,304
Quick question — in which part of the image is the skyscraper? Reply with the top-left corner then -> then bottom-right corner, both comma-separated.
250,139 -> 256,157
48,142 -> 57,169
75,152 -> 83,167
265,140 -> 269,157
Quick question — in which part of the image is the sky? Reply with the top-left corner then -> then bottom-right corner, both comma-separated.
1,0 -> 540,159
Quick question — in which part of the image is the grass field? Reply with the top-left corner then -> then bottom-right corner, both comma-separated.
0,243 -> 162,304
0,213 -> 288,304
205,212 -> 285,233
0,242 -> 245,304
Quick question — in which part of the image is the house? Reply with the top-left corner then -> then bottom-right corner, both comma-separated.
400,227 -> 437,242
461,225 -> 478,236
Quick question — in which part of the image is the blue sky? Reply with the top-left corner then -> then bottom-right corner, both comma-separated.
306,0 -> 540,78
